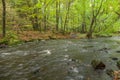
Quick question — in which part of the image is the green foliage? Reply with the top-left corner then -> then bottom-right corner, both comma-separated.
0,0 -> 120,39
95,32 -> 113,37
10,0 -> 120,33
0,32 -> 21,45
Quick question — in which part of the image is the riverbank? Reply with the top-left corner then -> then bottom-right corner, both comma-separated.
0,31 -> 119,46
0,31 -> 86,46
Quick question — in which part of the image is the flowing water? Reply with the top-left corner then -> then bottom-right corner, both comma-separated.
0,37 -> 120,80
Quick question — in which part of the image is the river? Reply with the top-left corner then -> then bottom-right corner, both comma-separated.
0,37 -> 120,80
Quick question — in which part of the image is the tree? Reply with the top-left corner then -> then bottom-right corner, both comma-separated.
4,0 -> 119,37
81,0 -> 86,33
56,0 -> 60,31
63,0 -> 72,33
2,0 -> 6,37
87,0 -> 104,38
12,0 -> 40,31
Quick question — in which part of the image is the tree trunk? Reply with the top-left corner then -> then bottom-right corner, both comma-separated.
32,16 -> 39,31
81,0 -> 86,33
43,0 -> 47,31
43,15 -> 47,31
63,0 -> 71,34
2,0 -> 6,37
87,0 -> 103,39
56,0 -> 59,31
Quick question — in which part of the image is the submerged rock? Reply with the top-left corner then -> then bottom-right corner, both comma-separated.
117,61 -> 120,69
98,47 -> 110,51
69,66 -> 79,73
109,57 -> 118,61
91,60 -> 106,70
116,51 -> 120,53
32,67 -> 41,75
75,75 -> 84,80
98,47 -> 110,53
106,69 -> 114,77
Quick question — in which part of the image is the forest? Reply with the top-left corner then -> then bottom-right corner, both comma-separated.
0,0 -> 120,80
0,0 -> 120,44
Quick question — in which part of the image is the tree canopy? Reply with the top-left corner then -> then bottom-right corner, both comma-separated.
0,0 -> 120,39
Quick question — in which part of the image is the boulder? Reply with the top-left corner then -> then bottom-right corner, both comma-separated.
0,44 -> 8,48
91,60 -> 106,70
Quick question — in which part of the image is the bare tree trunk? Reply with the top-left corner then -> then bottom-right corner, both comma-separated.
32,16 -> 39,31
27,0 -> 40,31
56,0 -> 59,31
43,15 -> 47,31
81,0 -> 86,33
2,0 -> 6,37
59,1 -> 63,31
43,0 -> 47,31
63,0 -> 71,33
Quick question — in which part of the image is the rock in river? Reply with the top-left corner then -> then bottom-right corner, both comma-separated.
106,69 -> 114,77
117,61 -> 120,69
116,51 -> 120,53
0,44 -> 8,48
91,60 -> 106,70
109,57 -> 118,61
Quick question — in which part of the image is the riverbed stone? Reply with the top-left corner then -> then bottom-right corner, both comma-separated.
116,51 -> 120,53
91,60 -> 106,70
106,69 -> 114,77
117,61 -> 120,69
98,47 -> 110,51
110,57 -> 118,61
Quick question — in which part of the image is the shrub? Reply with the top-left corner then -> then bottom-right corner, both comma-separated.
0,31 -> 21,45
